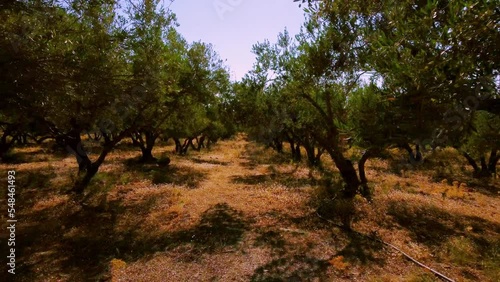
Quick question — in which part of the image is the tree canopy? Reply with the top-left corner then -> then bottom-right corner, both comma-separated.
0,0 -> 498,228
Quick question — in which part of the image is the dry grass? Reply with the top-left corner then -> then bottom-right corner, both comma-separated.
0,134 -> 498,281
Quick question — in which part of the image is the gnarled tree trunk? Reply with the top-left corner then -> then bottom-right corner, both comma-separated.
178,138 -> 196,155
270,137 -> 283,153
0,125 -> 17,162
488,149 -> 498,177
131,131 -> 158,163
197,135 -> 206,150
302,137 -> 323,167
73,144 -> 113,194
174,138 -> 182,154
287,136 -> 302,162
401,143 -> 422,164
63,131 -> 92,172
462,150 -> 498,178
72,130 -> 129,194
358,149 -> 378,201
325,147 -> 361,199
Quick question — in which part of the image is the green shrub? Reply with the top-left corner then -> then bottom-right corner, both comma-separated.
441,236 -> 479,266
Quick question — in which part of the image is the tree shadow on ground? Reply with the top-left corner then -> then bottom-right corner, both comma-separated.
288,214 -> 385,267
254,230 -> 287,255
1,147 -> 52,163
189,157 -> 229,166
287,212 -> 335,231
231,167 -> 317,188
58,201 -> 126,280
150,165 -> 206,187
232,174 -> 270,185
37,140 -> 72,158
1,202 -> 72,281
286,212 -> 385,266
5,183 -> 167,280
462,180 -> 499,197
163,203 -> 248,257
17,169 -> 56,190
251,255 -> 330,282
125,159 -> 207,188
10,196 -> 248,281
0,168 -> 60,211
241,143 -> 292,169
336,231 -> 385,266
387,201 -> 500,249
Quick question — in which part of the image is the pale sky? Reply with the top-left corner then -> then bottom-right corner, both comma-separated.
169,0 -> 307,81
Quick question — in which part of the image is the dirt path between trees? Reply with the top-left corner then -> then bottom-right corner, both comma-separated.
2,134 -> 498,281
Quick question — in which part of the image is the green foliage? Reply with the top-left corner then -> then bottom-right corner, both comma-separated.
88,171 -> 120,194
347,84 -> 394,148
238,2 -> 383,200
0,0 -> 235,188
441,236 -> 479,266
363,0 -> 499,145
1,0 -> 498,193
463,111 -> 500,157
483,241 -> 500,281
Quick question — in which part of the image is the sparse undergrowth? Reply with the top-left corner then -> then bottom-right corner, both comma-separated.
0,136 -> 498,281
